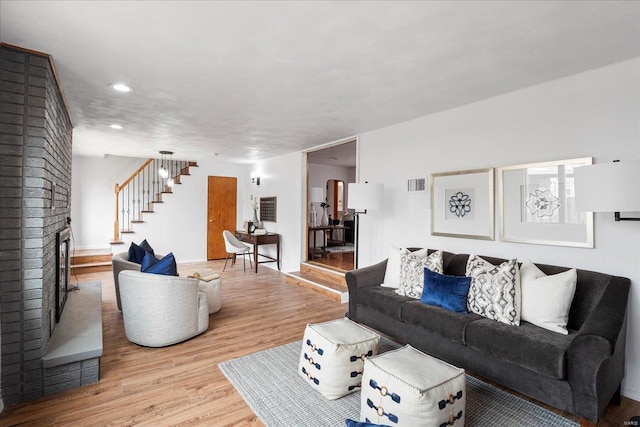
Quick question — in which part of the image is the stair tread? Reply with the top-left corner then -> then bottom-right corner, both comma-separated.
300,263 -> 347,286
71,261 -> 111,268
288,271 -> 347,293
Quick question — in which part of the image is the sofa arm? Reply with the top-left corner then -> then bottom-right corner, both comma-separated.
572,276 -> 630,347
567,276 -> 630,417
345,259 -> 387,319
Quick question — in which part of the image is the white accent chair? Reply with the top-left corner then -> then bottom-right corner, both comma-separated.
222,230 -> 253,272
112,251 -> 164,311
118,270 -> 209,347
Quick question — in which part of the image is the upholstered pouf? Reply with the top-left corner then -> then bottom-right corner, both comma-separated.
197,277 -> 222,314
360,345 -> 465,427
298,318 -> 381,400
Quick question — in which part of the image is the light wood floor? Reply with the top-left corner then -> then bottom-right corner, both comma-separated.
1,260 -> 638,426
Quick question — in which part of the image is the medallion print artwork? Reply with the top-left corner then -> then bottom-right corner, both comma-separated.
525,189 -> 560,218
445,188 -> 475,220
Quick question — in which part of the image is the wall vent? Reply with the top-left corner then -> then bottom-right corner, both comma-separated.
407,178 -> 426,192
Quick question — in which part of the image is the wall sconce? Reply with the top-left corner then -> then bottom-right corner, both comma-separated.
575,160 -> 640,221
251,172 -> 261,186
347,182 -> 384,268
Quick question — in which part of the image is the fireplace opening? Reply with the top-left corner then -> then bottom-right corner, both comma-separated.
56,226 -> 71,322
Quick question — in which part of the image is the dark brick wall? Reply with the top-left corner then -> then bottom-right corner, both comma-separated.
0,45 -> 73,404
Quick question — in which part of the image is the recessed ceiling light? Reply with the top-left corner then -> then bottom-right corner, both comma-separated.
109,83 -> 132,93
109,124 -> 123,130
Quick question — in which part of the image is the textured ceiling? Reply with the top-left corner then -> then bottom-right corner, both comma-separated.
1,1 -> 638,163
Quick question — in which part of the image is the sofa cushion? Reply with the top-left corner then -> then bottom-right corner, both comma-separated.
400,300 -> 482,344
359,286 -> 410,320
420,269 -> 471,314
465,318 -> 574,379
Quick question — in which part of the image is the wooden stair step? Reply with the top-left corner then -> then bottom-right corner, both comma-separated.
120,230 -> 135,234
141,210 -> 154,213
131,220 -> 144,223
300,263 -> 347,287
71,249 -> 113,274
285,271 -> 347,303
70,262 -> 112,274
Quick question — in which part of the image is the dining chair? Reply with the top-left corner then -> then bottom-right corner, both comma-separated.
222,230 -> 253,272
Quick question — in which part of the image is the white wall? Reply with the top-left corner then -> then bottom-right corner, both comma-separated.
250,152 -> 305,272
356,59 -> 640,399
71,155 -> 143,249
71,155 -> 247,262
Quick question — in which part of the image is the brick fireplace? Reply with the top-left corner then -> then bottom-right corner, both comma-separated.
0,44 -> 73,404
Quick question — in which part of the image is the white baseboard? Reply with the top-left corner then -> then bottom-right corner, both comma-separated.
622,383 -> 640,402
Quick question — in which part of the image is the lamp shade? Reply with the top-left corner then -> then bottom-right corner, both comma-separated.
347,183 -> 384,210
310,187 -> 324,203
575,161 -> 640,212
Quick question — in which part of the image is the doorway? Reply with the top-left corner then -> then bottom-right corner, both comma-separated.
207,176 -> 237,260
307,140 -> 357,271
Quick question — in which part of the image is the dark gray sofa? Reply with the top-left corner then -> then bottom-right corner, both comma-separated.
345,249 -> 630,422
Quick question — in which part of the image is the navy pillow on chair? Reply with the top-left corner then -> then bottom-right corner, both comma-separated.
128,239 -> 155,264
345,419 -> 391,427
141,252 -> 178,276
420,268 -> 471,313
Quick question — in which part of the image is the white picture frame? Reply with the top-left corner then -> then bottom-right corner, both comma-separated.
498,157 -> 594,248
430,168 -> 494,240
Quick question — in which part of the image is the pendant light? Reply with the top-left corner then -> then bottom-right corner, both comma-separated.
158,150 -> 172,179
167,152 -> 175,187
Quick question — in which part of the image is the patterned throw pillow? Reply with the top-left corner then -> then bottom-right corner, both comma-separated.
396,250 -> 443,299
465,255 -> 521,326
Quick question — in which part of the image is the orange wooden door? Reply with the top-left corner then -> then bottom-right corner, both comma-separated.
207,176 -> 237,260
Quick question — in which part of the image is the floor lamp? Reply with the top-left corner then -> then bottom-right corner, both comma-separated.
347,182 -> 384,268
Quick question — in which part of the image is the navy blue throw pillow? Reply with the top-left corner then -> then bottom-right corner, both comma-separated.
420,268 -> 471,313
128,239 -> 155,264
345,419 -> 391,427
141,252 -> 178,276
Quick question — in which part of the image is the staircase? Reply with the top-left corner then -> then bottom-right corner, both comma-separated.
111,158 -> 198,244
70,249 -> 113,275
285,263 -> 349,303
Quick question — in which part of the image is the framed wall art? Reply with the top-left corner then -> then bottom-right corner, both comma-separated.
498,157 -> 593,248
429,168 -> 494,240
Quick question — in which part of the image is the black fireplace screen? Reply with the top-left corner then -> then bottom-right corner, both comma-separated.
56,226 -> 70,322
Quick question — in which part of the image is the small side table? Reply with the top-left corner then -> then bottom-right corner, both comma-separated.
189,270 -> 222,314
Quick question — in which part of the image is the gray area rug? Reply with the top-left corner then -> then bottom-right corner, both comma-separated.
219,340 -> 578,427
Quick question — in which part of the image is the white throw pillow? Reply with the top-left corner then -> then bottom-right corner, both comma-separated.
520,260 -> 577,335
381,245 -> 402,288
396,250 -> 443,299
466,255 -> 521,326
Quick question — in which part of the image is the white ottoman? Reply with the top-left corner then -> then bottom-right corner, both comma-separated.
298,318 -> 381,400
198,278 -> 222,314
361,345 -> 465,427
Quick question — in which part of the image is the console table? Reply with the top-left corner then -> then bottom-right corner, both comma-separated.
236,231 -> 281,273
308,225 -> 350,258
